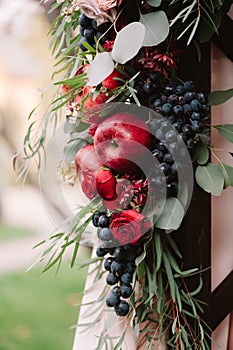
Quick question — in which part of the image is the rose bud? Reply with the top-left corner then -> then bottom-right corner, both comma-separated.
110,210 -> 151,245
95,168 -> 117,200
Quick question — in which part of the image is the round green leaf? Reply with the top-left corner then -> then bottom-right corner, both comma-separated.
218,162 -> 233,188
140,11 -> 169,47
146,0 -> 162,7
156,198 -> 184,231
195,163 -> 224,196
87,52 -> 114,86
214,124 -> 233,143
196,143 -> 209,165
111,22 -> 145,64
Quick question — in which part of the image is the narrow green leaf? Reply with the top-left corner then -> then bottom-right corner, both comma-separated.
166,249 -> 182,275
70,242 -> 79,268
214,124 -> 233,143
190,277 -> 203,296
113,330 -> 126,350
195,163 -> 224,195
171,317 -> 177,334
163,252 -> 176,301
174,282 -> 182,311
154,233 -> 162,271
208,88 -> 233,105
167,234 -> 182,259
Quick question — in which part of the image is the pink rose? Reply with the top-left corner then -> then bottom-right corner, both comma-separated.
77,0 -> 116,25
97,0 -> 124,11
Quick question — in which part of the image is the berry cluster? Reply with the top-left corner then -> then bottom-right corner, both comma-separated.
151,79 -> 210,149
138,78 -> 210,198
134,71 -> 166,106
78,13 -> 112,51
92,211 -> 140,317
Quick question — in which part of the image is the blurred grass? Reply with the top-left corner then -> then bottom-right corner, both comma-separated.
0,222 -> 35,242
0,261 -> 88,350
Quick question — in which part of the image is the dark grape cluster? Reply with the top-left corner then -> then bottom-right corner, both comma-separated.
78,13 -> 112,51
134,71 -> 166,106
151,79 -> 210,148
136,78 -> 210,198
92,211 -> 141,317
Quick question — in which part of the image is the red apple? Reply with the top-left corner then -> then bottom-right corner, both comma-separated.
93,113 -> 153,174
74,144 -> 102,174
102,69 -> 124,90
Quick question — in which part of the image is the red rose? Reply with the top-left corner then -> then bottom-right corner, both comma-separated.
95,168 -> 117,200
80,170 -> 97,200
110,210 -> 151,245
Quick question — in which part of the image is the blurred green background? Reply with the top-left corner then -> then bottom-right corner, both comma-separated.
0,264 -> 87,350
0,1 -> 88,349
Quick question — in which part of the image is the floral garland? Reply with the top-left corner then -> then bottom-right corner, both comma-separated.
17,0 -> 233,349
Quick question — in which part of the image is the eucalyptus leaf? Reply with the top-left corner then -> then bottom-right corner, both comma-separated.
64,120 -> 76,134
196,143 -> 209,165
140,11 -> 169,47
208,88 -> 233,105
87,52 -> 114,86
63,138 -> 89,161
179,182 -> 189,209
214,124 -> 233,143
111,22 -> 145,64
195,163 -> 224,196
146,0 -> 161,6
218,162 -> 233,188
156,198 -> 184,231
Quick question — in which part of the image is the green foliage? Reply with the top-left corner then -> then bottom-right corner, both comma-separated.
168,0 -> 225,45
156,197 -> 184,231
208,88 -> 233,105
140,11 -> 170,46
195,142 -> 209,165
195,163 -> 224,195
214,124 -> 233,143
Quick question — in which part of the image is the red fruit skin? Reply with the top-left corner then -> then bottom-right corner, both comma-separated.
102,70 -> 124,90
102,179 -> 133,210
84,92 -> 108,110
95,168 -> 117,200
74,144 -> 102,174
94,113 -> 153,174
